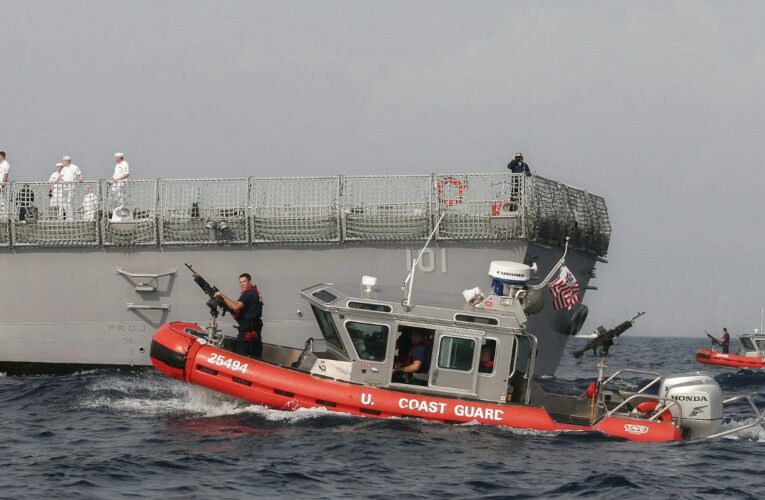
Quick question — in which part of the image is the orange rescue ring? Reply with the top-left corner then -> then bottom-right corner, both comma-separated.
635,400 -> 673,423
437,177 -> 466,206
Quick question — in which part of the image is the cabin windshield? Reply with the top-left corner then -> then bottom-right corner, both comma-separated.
741,337 -> 755,350
755,340 -> 765,352
311,305 -> 346,353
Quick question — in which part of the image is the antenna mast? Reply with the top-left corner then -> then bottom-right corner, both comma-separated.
402,211 -> 447,311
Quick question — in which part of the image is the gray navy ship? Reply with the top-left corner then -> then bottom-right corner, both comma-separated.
0,172 -> 610,375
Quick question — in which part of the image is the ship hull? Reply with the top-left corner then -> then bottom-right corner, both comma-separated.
0,241 -> 597,375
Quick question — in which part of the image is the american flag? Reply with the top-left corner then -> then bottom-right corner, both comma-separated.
549,265 -> 581,310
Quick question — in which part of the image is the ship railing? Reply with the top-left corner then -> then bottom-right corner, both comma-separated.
160,178 -> 250,245
252,176 -> 340,243
0,181 -> 9,247
0,173 -> 610,255
525,175 -> 611,255
435,173 -> 525,240
101,179 -> 158,246
342,174 -> 433,241
7,180 -> 101,247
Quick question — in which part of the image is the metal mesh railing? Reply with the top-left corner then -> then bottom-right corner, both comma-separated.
524,176 -> 610,254
251,177 -> 340,243
0,174 -> 611,254
586,193 -> 611,255
342,175 -> 432,240
10,181 -> 100,246
159,178 -> 249,244
101,180 -> 158,246
436,173 -> 525,240
0,182 -> 8,246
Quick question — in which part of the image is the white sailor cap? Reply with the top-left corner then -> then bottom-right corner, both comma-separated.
62,155 -> 71,161
56,162 -> 64,167
114,152 -> 124,158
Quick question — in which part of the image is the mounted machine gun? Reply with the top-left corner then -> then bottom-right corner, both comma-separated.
184,263 -> 229,345
573,312 -> 645,420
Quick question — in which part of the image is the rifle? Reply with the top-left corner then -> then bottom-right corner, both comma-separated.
704,330 -> 722,347
573,312 -> 645,359
185,263 -> 228,317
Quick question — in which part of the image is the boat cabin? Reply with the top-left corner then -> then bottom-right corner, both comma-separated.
295,282 -> 537,404
738,331 -> 765,356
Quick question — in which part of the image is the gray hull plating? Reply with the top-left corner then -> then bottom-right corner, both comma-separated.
0,241 -> 595,375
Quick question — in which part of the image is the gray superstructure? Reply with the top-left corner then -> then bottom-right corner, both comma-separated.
0,173 -> 610,375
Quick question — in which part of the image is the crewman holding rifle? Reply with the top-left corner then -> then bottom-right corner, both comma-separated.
214,273 -> 264,358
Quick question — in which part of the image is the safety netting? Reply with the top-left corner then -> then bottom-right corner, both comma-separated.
251,177 -> 340,243
159,178 -> 249,245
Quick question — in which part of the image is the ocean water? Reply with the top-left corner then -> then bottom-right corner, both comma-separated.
1,336 -> 763,499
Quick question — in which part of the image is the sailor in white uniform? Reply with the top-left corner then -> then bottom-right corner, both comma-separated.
61,156 -> 84,219
48,163 -> 65,219
82,185 -> 98,222
109,152 -> 130,207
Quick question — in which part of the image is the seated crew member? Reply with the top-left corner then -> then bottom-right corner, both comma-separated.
214,273 -> 264,358
395,330 -> 431,384
479,345 -> 495,374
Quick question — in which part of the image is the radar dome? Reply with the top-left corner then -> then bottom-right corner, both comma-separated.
488,261 -> 534,284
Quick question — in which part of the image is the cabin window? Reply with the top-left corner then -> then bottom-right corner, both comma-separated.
741,338 -> 755,350
347,301 -> 392,313
479,339 -> 497,375
512,336 -> 532,376
455,314 -> 499,326
312,289 -> 338,304
755,340 -> 765,351
346,321 -> 389,362
437,336 -> 475,372
311,305 -> 345,352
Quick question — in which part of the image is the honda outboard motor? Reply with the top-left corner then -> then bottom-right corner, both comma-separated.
659,374 -> 723,439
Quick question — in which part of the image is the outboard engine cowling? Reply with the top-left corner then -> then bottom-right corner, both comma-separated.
659,374 -> 723,440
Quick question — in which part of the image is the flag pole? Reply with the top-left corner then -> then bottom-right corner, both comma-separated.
528,237 -> 570,290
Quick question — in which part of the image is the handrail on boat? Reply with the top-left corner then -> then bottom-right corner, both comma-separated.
604,394 -> 684,428
703,394 -> 765,440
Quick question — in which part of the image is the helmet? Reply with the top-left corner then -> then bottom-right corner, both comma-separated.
514,152 -> 523,159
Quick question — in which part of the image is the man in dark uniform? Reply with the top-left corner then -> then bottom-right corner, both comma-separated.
395,330 -> 431,385
214,273 -> 264,357
507,152 -> 531,176
721,327 -> 731,354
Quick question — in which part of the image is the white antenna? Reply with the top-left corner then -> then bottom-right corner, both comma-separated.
402,211 -> 447,310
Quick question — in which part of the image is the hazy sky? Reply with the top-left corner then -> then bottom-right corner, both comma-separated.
2,0 -> 764,337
